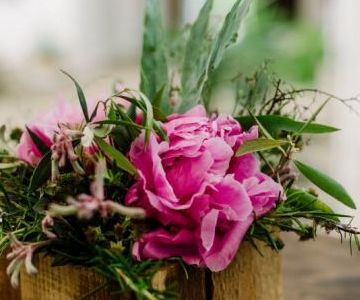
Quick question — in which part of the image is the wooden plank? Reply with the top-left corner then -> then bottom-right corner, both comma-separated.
14,241 -> 282,299
212,241 -> 283,300
20,255 -> 118,300
153,264 -> 206,300
0,253 -> 21,299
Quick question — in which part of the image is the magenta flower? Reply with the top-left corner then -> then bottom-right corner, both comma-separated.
126,105 -> 283,271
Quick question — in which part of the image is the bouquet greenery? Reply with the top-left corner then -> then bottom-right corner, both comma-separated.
0,0 -> 359,299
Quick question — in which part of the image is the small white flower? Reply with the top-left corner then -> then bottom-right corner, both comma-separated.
81,126 -> 94,148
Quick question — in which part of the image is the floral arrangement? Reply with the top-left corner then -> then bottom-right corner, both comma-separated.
0,0 -> 359,299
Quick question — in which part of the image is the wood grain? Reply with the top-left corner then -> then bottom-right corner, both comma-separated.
153,264 -> 206,300
20,255 -> 116,300
1,241 -> 282,299
212,241 -> 283,300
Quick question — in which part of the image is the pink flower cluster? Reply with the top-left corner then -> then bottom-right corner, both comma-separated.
16,97 -> 105,166
126,105 -> 282,271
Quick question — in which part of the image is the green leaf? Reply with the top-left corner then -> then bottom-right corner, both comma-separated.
138,92 -> 154,144
28,151 -> 52,192
0,162 -> 22,169
180,0 -> 214,112
236,138 -> 288,156
61,70 -> 89,122
179,0 -> 251,112
236,115 -> 339,135
286,188 -> 339,222
208,0 -> 251,71
95,138 -> 137,175
294,160 -> 356,209
140,0 -> 168,110
26,126 -> 50,155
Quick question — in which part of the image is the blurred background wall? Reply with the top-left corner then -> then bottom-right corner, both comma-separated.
0,0 -> 359,227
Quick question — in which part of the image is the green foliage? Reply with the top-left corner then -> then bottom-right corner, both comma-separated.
28,151 -> 52,192
140,0 -> 169,113
180,0 -> 214,112
178,0 -> 251,112
294,160 -> 356,209
95,138 -> 137,176
236,138 -> 288,156
61,70 -> 90,122
286,188 -> 339,222
214,0 -> 324,85
236,115 -> 339,136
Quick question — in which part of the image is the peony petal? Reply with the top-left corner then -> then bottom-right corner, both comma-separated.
202,215 -> 254,272
201,209 -> 219,251
229,153 -> 260,182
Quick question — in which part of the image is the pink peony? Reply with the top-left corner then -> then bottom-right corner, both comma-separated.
16,96 -> 106,165
126,105 -> 283,271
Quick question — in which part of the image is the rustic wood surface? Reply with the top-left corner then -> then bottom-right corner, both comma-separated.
20,256 -> 114,300
212,241 -> 282,300
2,234 -> 360,299
3,241 -> 281,300
153,264 -> 206,300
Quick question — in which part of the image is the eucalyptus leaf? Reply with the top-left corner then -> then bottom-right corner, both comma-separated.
208,0 -> 251,71
180,0 -> 214,112
95,138 -> 137,175
140,0 -> 169,110
236,138 -> 288,156
28,151 -> 52,192
294,160 -> 356,209
61,70 -> 89,122
179,0 -> 251,112
26,126 -> 50,155
236,115 -> 339,135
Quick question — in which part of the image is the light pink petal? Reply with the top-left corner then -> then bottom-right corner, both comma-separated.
202,215 -> 254,272
203,137 -> 233,176
201,209 -> 219,251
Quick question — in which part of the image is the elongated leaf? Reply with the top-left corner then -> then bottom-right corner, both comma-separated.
236,138 -> 288,156
138,92 -> 154,144
26,126 -> 50,155
61,70 -> 89,122
294,160 -> 356,209
180,0 -> 214,112
140,0 -> 168,109
95,138 -> 137,175
179,0 -> 251,112
236,115 -> 339,135
287,188 -> 339,222
0,162 -> 22,169
208,0 -> 251,70
28,151 -> 52,192
295,98 -> 331,136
